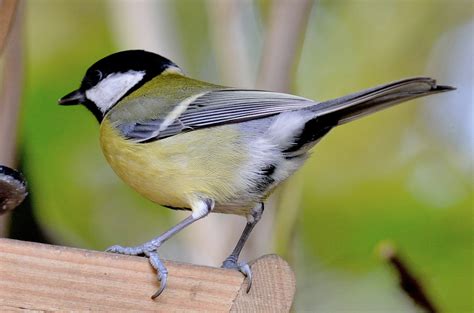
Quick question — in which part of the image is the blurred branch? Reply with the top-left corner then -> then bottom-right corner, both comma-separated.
106,0 -> 185,66
0,0 -> 23,237
379,242 -> 438,313
273,171 -> 304,260
257,0 -> 313,91
206,0 -> 253,87
256,0 -> 314,260
0,0 -> 22,168
0,0 -> 18,53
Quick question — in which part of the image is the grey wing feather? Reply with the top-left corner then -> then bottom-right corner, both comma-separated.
119,89 -> 316,142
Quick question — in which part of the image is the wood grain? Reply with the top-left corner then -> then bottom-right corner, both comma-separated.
231,254 -> 296,312
0,238 -> 295,312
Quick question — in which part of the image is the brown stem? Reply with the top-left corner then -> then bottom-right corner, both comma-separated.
0,0 -> 18,54
379,242 -> 438,313
0,0 -> 23,236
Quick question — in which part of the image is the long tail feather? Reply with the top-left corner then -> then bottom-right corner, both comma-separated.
312,77 -> 455,125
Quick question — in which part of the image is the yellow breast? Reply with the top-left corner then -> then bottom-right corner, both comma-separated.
99,119 -> 251,212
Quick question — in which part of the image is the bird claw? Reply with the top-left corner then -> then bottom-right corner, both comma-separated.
222,259 -> 253,293
148,251 -> 168,299
106,245 -> 168,298
151,272 -> 167,299
105,244 -> 123,253
105,244 -> 145,256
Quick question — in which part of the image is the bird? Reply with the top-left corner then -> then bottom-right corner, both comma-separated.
58,50 -> 454,299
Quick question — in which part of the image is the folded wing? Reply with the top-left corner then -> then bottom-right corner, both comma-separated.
118,89 -> 316,142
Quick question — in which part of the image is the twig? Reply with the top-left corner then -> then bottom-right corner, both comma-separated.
379,241 -> 438,313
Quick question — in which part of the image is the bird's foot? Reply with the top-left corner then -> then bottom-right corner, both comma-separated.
106,242 -> 167,299
221,257 -> 253,293
106,244 -> 146,255
106,237 -> 162,256
147,250 -> 168,299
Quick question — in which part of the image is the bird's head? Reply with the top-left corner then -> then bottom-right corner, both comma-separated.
58,50 -> 182,122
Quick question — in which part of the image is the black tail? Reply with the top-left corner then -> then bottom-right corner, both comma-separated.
311,77 -> 455,125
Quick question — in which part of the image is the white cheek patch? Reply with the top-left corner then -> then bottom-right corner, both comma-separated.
85,70 -> 146,113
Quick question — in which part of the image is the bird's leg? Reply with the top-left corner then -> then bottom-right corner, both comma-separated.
221,202 -> 264,292
106,198 -> 214,298
106,214 -> 198,255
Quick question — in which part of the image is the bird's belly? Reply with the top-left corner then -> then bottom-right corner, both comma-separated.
99,120 -> 262,215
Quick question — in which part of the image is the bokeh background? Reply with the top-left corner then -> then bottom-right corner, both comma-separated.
1,0 -> 472,311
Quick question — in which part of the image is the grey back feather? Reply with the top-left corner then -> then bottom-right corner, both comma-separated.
119,89 -> 316,142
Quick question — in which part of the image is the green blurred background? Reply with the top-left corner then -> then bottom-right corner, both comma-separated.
2,0 -> 473,311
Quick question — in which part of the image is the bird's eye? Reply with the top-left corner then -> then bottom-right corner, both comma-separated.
94,70 -> 103,81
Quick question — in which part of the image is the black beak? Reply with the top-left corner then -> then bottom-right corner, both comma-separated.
58,89 -> 85,105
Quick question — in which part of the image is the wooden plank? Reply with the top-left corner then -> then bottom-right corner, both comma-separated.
0,238 -> 295,312
231,254 -> 296,312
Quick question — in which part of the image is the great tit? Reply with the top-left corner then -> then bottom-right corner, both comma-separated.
59,50 -> 454,298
